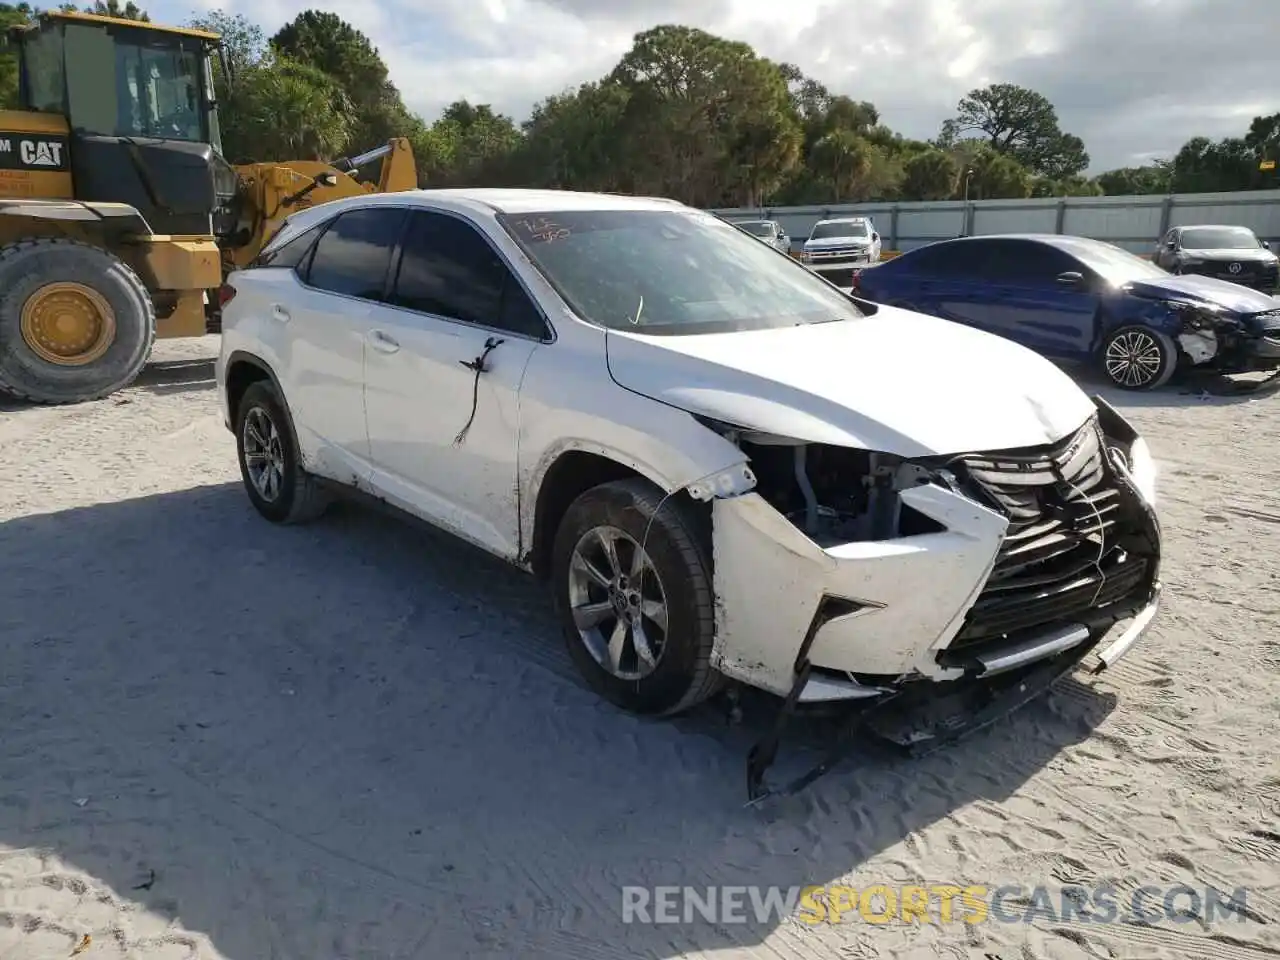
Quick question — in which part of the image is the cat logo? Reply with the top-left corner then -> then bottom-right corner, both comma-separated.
19,139 -> 63,167
0,134 -> 70,174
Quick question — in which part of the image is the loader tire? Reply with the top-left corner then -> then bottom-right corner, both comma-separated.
0,238 -> 155,404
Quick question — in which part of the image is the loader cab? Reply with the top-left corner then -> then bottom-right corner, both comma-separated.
6,11 -> 238,236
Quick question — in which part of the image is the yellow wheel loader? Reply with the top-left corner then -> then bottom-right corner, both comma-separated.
0,10 -> 417,404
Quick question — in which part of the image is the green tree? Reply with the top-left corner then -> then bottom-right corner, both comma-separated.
0,2 -> 35,108
608,25 -> 800,207
189,10 -> 266,78
515,81 -> 631,191
219,56 -> 348,161
68,0 -> 149,18
901,148 -> 959,200
1169,136 -> 1260,193
1096,164 -> 1171,196
940,83 -> 1089,178
951,142 -> 1032,199
270,10 -> 410,154
433,100 -> 522,186
1030,174 -> 1103,198
810,128 -> 872,201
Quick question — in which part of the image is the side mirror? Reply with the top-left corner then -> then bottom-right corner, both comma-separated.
1057,271 -> 1084,286
1263,240 -> 1271,250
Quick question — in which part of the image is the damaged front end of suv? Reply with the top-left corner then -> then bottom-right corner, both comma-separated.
687,398 -> 1162,803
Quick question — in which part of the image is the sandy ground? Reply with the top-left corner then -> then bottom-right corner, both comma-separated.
1,336 -> 1277,960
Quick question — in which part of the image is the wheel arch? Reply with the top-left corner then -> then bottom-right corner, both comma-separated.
224,350 -> 285,428
526,447 -> 710,580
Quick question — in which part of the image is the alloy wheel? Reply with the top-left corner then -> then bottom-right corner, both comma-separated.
1104,330 -> 1165,388
242,405 -> 286,502
566,525 -> 669,681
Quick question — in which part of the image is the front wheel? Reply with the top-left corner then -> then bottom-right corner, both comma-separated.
1100,326 -> 1177,390
550,478 -> 722,716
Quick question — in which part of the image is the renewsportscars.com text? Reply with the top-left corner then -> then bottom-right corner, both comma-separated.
621,883 -> 1253,926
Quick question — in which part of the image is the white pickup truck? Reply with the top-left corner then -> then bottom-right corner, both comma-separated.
800,216 -> 882,288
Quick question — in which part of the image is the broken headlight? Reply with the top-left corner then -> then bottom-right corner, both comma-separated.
691,415 -> 943,544
1121,435 -> 1158,506
1092,400 -> 1158,507
1162,300 -> 1237,332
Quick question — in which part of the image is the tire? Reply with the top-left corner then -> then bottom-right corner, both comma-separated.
550,478 -> 723,716
0,238 -> 155,404
234,380 -> 331,524
1100,325 -> 1177,390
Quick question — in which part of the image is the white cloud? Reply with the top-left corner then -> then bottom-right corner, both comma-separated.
150,0 -> 1280,171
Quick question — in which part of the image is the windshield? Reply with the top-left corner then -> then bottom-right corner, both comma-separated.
1180,226 -> 1261,250
735,221 -> 773,238
115,39 -> 205,141
810,221 -> 868,240
497,209 -> 865,336
1054,237 -> 1170,283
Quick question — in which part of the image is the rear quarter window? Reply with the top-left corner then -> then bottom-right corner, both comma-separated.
251,223 -> 324,269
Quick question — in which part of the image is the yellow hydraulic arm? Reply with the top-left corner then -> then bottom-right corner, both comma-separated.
224,137 -> 418,271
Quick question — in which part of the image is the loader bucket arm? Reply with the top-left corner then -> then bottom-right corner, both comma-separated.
222,137 -> 417,272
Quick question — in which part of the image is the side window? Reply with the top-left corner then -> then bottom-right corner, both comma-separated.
252,223 -> 322,269
304,207 -> 407,301
389,211 -> 548,338
983,240 -> 1077,283
905,240 -> 992,277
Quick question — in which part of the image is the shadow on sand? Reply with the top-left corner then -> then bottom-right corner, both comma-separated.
129,358 -> 216,395
0,483 -> 1119,958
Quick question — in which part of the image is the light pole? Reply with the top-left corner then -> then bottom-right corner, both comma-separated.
961,168 -> 975,238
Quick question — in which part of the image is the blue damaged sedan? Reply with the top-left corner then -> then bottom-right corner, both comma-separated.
851,233 -> 1280,390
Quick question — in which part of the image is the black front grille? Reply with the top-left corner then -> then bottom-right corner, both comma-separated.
1184,261 -> 1278,289
948,421 -> 1147,651
809,247 -> 866,260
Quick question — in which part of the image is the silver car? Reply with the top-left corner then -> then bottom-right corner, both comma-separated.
732,219 -> 791,253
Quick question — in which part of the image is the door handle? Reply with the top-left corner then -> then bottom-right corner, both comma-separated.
271,304 -> 290,323
367,329 -> 400,354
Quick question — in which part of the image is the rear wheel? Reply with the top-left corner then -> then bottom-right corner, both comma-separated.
1100,326 -> 1177,390
550,478 -> 722,716
0,239 -> 155,404
234,380 -> 331,524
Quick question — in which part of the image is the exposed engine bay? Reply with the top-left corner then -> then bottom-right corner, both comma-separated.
701,426 -> 947,547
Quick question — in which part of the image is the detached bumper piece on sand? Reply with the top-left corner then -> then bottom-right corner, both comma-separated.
741,398 -> 1163,804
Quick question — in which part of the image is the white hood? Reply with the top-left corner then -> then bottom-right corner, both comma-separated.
805,236 -> 869,249
605,305 -> 1097,458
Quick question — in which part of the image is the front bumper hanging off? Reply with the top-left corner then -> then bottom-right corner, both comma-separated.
745,582 -> 1162,804
738,404 -> 1164,804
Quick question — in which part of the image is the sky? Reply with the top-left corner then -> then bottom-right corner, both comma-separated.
159,0 -> 1280,173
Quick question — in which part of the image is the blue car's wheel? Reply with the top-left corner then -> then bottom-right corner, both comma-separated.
1101,326 -> 1177,390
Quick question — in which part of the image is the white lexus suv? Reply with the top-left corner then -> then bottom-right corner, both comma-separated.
215,189 -> 1162,794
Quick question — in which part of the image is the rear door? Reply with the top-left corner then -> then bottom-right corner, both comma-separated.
867,239 -> 994,315
283,205 -> 409,477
